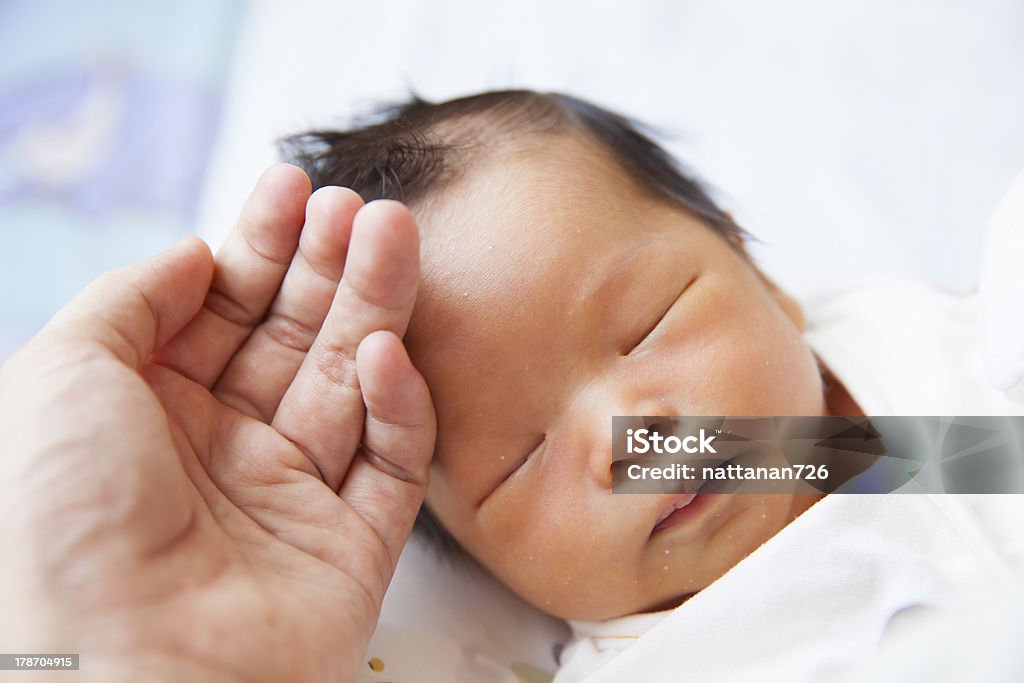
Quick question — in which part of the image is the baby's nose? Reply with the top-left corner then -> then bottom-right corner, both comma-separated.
571,372 -> 687,488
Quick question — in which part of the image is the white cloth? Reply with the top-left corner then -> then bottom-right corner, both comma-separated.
980,171 -> 1024,393
554,279 -> 1024,683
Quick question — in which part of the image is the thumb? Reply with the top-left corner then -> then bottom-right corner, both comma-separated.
43,236 -> 215,367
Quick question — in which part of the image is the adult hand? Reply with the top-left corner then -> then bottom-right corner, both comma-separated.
0,165 -> 436,682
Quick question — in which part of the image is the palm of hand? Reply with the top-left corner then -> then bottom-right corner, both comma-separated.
1,166 -> 434,683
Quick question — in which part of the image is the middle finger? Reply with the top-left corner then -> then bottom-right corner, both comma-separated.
214,186 -> 364,420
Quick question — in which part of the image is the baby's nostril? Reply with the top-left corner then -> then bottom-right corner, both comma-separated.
644,418 -> 675,437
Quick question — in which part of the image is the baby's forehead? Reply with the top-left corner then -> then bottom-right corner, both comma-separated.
406,132 -> 707,340
416,133 -> 657,263
414,152 -> 640,311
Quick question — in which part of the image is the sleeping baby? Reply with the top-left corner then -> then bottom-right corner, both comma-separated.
282,90 -> 1024,682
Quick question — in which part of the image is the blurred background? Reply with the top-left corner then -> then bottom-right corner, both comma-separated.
2,0 -> 1023,362
0,0 -> 242,360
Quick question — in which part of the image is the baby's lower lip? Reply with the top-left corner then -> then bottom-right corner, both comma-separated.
652,494 -> 719,532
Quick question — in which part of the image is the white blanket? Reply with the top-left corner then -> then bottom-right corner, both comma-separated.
556,494 -> 1024,683
980,172 -> 1024,393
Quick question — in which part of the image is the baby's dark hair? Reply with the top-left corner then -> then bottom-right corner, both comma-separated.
279,89 -> 746,561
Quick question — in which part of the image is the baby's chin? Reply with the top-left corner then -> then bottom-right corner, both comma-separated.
634,590 -> 700,615
551,576 -> 709,622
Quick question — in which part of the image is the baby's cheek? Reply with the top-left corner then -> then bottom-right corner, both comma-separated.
712,312 -> 822,415
760,331 -> 825,414
483,494 -> 625,615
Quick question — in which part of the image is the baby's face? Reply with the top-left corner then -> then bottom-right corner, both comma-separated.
405,134 -> 826,621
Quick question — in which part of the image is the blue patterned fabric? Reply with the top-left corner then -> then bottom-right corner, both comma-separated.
0,0 -> 244,360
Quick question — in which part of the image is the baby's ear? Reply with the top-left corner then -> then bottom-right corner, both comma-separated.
754,268 -> 807,332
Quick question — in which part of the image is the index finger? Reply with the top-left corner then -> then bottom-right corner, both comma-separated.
153,164 -> 311,387
270,200 -> 421,491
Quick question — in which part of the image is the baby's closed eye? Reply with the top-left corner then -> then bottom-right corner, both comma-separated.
624,275 -> 697,356
489,436 -> 547,497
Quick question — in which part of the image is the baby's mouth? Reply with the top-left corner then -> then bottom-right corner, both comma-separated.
650,456 -> 737,533
652,493 -> 698,530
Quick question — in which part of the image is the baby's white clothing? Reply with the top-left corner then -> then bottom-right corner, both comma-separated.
554,279 -> 1024,683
